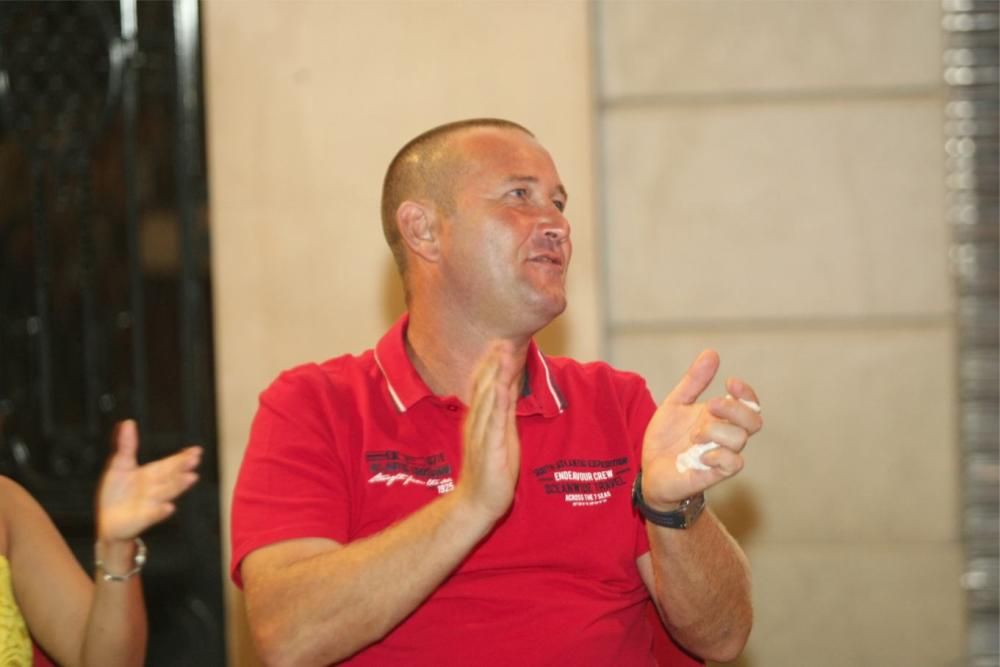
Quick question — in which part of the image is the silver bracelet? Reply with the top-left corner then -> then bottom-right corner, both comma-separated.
95,537 -> 147,582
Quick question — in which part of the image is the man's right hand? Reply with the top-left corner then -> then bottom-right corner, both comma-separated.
241,341 -> 525,666
457,340 -> 522,522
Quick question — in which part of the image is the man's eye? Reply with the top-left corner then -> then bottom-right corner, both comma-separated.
553,200 -> 565,212
510,188 -> 529,199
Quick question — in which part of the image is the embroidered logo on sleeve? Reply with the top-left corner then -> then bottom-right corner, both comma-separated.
366,450 -> 455,494
531,457 -> 631,507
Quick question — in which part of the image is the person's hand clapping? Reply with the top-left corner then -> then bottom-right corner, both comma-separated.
456,341 -> 521,522
96,419 -> 202,543
640,350 -> 763,509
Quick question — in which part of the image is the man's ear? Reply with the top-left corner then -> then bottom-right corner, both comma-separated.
397,200 -> 441,263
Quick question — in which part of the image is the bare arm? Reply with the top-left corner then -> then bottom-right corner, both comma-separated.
638,350 -> 761,662
244,491 -> 496,666
7,420 -> 201,667
242,342 -> 522,667
637,512 -> 752,662
6,477 -> 93,667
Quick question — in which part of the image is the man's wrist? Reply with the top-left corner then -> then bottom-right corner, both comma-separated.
444,487 -> 505,539
640,490 -> 683,513
631,470 -> 705,529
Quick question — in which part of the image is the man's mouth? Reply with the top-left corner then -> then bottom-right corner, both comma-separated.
529,254 -> 563,267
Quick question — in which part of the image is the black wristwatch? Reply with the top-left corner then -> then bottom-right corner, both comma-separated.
631,470 -> 705,529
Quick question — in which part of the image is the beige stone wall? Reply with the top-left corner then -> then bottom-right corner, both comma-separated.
202,2 -> 597,664
596,1 -> 962,666
206,1 -> 962,664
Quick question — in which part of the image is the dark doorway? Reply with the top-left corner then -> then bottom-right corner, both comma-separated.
0,1 -> 224,664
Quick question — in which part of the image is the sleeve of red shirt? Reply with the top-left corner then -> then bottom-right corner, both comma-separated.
229,364 -> 352,588
622,372 -> 657,560
620,372 -> 706,667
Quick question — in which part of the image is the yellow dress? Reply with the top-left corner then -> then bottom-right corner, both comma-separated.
0,555 -> 31,666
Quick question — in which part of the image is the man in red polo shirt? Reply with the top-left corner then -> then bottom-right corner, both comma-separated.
231,119 -> 762,666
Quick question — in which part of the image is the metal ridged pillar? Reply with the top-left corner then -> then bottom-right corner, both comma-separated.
942,1 -> 1000,665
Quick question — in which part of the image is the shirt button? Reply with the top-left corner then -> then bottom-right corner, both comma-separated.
446,405 -> 459,412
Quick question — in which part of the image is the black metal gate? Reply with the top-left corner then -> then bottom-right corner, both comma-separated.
0,1 -> 224,664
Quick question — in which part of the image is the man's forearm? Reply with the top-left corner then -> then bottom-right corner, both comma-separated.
246,490 -> 497,667
646,509 -> 752,663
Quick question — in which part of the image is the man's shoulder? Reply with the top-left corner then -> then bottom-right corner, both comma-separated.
542,355 -> 656,422
543,354 -> 649,393
262,349 -> 378,401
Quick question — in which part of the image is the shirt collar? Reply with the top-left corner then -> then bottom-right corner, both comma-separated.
374,313 -> 567,417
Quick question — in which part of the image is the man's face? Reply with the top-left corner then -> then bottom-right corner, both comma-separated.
436,128 -> 572,335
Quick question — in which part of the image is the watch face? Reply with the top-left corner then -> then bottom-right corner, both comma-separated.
681,493 -> 705,526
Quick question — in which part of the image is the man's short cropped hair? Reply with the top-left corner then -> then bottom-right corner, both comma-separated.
380,118 -> 534,278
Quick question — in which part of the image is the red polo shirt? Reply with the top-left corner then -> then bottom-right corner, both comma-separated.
231,315 -> 702,666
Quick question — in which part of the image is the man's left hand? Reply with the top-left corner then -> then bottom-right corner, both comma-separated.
640,350 -> 763,509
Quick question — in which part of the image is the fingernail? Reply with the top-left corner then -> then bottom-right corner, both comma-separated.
726,394 -> 761,413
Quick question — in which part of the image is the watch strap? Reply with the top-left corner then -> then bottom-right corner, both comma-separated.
631,469 -> 705,529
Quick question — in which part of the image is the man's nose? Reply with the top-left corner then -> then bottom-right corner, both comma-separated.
540,213 -> 570,244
